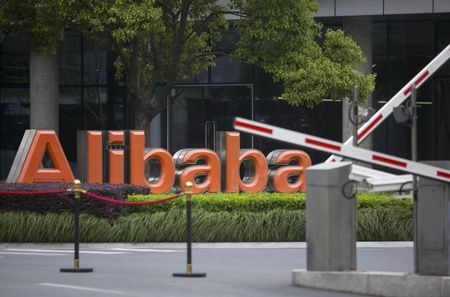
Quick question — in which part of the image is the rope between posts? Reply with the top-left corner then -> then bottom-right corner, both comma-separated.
0,186 -> 184,206
0,189 -> 67,196
83,191 -> 183,206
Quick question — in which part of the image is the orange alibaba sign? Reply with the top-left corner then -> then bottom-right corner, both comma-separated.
7,130 -> 311,194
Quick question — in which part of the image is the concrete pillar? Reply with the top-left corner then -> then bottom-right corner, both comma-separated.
342,16 -> 373,149
417,161 -> 450,276
30,50 -> 59,133
306,161 -> 357,271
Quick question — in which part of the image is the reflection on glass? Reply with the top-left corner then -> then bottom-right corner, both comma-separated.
169,85 -> 252,153
0,88 -> 30,148
59,31 -> 81,85
83,39 -> 107,85
0,37 -> 30,85
84,87 -> 107,129
254,99 -> 342,164
59,88 -> 82,164
0,88 -> 30,178
210,56 -> 243,83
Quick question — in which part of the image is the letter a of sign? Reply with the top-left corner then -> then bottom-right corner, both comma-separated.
8,130 -> 74,183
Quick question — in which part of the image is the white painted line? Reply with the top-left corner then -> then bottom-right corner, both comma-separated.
0,252 -> 65,256
111,248 -> 180,253
39,283 -> 137,296
5,249 -> 128,255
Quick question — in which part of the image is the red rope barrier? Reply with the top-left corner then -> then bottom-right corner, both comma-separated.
83,191 -> 183,206
0,189 -> 68,196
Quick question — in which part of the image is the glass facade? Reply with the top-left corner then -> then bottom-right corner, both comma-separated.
0,32 -> 124,178
1,15 -> 450,180
372,16 -> 450,167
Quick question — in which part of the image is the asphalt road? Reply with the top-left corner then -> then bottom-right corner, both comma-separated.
0,243 -> 413,297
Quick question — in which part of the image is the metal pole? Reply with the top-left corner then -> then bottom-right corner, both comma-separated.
74,189 -> 80,269
352,86 -> 360,147
173,182 -> 206,277
411,85 -> 418,273
60,180 -> 93,273
186,188 -> 193,274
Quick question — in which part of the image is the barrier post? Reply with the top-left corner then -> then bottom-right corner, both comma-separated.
60,179 -> 93,273
173,182 -> 206,278
306,162 -> 356,271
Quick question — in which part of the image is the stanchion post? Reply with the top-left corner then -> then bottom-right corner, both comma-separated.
60,179 -> 93,273
173,182 -> 206,278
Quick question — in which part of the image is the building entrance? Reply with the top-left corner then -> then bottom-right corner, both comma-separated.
167,84 -> 254,153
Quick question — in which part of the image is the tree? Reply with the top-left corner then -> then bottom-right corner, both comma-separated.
77,0 -> 226,143
1,0 -> 374,144
2,0 -> 75,52
233,0 -> 374,107
75,0 -> 374,144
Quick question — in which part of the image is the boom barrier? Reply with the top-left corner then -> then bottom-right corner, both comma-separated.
326,43 -> 450,163
233,117 -> 450,184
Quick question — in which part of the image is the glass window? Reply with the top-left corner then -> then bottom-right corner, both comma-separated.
59,88 -> 82,164
210,56 -> 243,83
83,39 -> 107,85
59,31 -> 81,85
388,21 -> 433,101
168,85 -> 252,153
373,22 -> 388,102
373,20 -> 434,163
436,22 -> 450,77
0,37 -> 30,86
254,99 -> 342,163
0,88 -> 30,178
84,87 -> 108,129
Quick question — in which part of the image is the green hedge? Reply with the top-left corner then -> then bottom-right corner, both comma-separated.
0,192 -> 413,242
126,192 -> 411,213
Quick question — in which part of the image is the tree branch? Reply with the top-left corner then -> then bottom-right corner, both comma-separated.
155,0 -> 176,17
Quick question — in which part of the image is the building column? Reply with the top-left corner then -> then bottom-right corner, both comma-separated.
30,50 -> 59,133
342,16 -> 373,149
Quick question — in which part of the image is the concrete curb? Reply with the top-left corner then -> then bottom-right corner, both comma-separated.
292,269 -> 450,297
0,241 -> 413,249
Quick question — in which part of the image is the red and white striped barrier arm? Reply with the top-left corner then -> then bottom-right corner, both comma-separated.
326,43 -> 450,163
234,117 -> 450,183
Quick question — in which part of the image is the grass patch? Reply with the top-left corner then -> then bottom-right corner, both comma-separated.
0,207 -> 411,242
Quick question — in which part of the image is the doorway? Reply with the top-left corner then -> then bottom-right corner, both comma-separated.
166,84 -> 254,154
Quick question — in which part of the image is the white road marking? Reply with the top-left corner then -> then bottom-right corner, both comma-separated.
39,283 -> 138,296
0,252 -> 64,256
5,248 -> 127,255
111,248 -> 180,253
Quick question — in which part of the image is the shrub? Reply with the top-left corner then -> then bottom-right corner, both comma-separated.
0,183 -> 149,218
126,192 -> 306,213
127,192 -> 411,213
